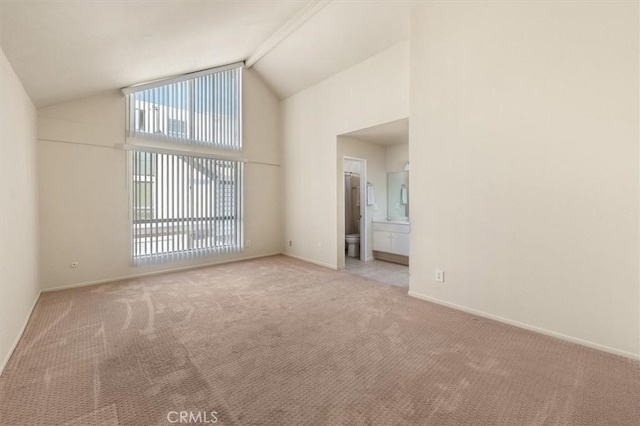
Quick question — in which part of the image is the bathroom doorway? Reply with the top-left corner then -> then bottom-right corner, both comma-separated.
343,157 -> 367,263
336,118 -> 409,276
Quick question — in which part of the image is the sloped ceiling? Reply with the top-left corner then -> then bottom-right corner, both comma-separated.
0,0 -> 409,107
343,118 -> 409,146
251,1 -> 409,99
0,0 -> 308,107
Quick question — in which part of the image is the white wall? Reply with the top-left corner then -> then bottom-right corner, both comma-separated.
0,47 -> 39,372
385,143 -> 408,173
337,137 -> 387,267
409,2 -> 639,357
343,159 -> 361,175
37,69 -> 282,290
282,41 -> 409,268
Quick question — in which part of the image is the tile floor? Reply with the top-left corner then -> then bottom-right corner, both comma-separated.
343,256 -> 409,288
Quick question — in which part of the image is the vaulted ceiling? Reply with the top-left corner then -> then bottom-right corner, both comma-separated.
0,0 -> 409,108
251,1 -> 409,99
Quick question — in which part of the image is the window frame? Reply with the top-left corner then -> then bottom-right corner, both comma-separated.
123,62 -> 245,266
124,63 -> 243,151
129,149 -> 244,266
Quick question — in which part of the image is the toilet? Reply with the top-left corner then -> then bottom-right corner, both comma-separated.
345,234 -> 360,258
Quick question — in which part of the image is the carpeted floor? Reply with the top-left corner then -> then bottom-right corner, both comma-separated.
1,255 -> 638,425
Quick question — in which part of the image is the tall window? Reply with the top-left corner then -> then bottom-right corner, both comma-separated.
131,151 -> 243,265
125,63 -> 244,265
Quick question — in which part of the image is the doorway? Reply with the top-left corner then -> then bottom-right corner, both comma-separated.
343,157 -> 367,264
336,118 -> 409,273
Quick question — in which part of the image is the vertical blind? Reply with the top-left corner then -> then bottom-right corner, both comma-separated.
126,65 -> 242,150
131,150 -> 243,265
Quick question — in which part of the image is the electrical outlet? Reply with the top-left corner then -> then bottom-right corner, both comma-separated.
435,269 -> 444,282
317,243 -> 323,252
245,240 -> 251,247
287,240 -> 293,247
71,261 -> 79,269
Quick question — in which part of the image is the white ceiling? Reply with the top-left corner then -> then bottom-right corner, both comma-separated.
0,1 -> 307,107
343,118 -> 408,146
0,0 -> 409,108
251,1 -> 409,99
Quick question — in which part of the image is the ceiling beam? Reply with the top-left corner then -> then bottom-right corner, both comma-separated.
246,0 -> 331,68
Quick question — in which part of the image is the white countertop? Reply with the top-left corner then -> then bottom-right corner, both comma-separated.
372,218 -> 410,225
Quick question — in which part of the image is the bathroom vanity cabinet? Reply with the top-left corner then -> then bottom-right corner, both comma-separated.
372,221 -> 409,265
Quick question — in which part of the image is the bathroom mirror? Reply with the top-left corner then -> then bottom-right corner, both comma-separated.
387,171 -> 409,220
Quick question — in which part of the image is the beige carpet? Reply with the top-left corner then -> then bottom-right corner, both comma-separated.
1,255 -> 638,425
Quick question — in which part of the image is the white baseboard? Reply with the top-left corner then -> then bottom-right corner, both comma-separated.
0,293 -> 40,376
41,252 -> 283,293
408,291 -> 639,361
283,252 -> 337,270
